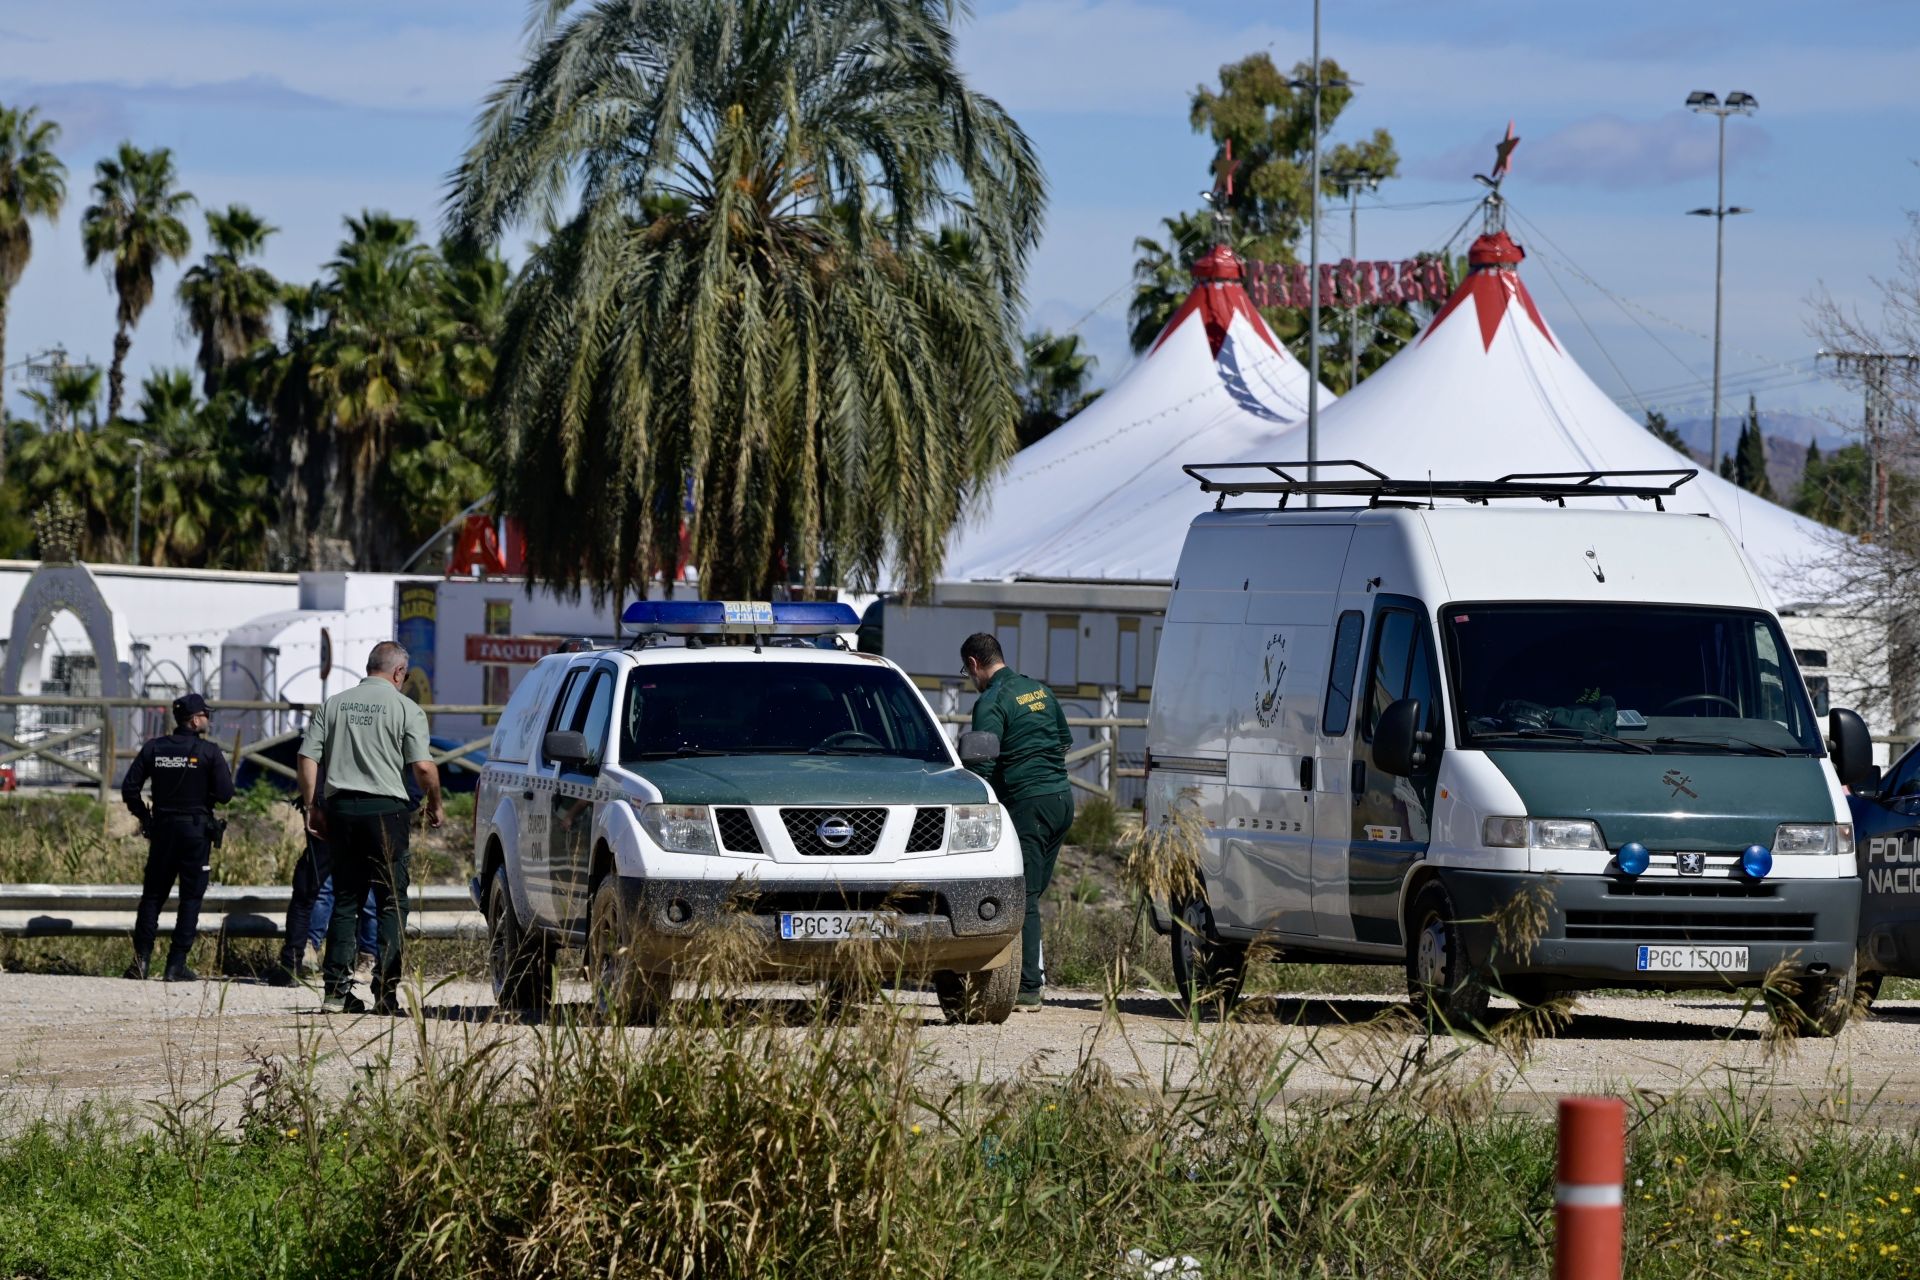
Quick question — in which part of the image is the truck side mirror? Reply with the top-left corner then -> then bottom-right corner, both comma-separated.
1374,698 -> 1432,777
1828,708 -> 1873,789
544,729 -> 592,768
957,730 -> 1000,766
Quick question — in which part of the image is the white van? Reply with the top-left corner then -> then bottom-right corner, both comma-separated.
1145,463 -> 1872,1034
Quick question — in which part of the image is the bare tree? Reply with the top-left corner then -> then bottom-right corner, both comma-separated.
1804,213 -> 1920,739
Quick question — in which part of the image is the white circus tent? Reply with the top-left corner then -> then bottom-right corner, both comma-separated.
940,243 -> 1332,583
1296,227 -> 1841,608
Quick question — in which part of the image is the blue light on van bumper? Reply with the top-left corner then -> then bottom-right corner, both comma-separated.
1616,842 -> 1650,876
1742,845 -> 1773,879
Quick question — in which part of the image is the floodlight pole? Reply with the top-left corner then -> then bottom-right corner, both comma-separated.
129,438 -> 146,566
1687,92 -> 1757,474
1330,167 -> 1383,391
1306,0 -> 1322,507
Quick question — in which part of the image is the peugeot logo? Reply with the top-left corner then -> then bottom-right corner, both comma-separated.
816,815 -> 856,849
1677,852 -> 1706,876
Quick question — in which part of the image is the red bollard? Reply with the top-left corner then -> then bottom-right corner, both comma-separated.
1555,1096 -> 1625,1280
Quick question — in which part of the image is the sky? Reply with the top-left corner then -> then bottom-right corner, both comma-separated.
4,0 -> 1918,438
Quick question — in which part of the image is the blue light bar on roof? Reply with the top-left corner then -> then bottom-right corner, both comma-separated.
620,599 -> 860,635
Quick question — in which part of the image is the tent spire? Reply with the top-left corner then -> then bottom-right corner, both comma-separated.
1472,120 -> 1520,234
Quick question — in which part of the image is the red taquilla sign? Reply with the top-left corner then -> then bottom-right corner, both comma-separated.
1243,258 -> 1450,309
465,634 -> 564,665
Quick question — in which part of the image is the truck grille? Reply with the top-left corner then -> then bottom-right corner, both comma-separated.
714,807 -> 763,854
781,807 -> 887,856
905,807 -> 946,853
1564,908 -> 1817,943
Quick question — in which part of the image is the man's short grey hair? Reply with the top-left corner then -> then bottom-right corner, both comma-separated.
367,641 -> 409,675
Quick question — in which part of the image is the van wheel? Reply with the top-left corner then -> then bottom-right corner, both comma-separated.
1857,970 -> 1884,1012
488,867 -> 553,1016
934,964 -> 1018,1025
1407,882 -> 1490,1030
1170,894 -> 1247,1016
588,878 -> 671,1025
1786,958 -> 1857,1038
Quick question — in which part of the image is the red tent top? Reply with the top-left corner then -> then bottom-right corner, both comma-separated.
1421,229 -> 1556,353
1151,243 -> 1283,360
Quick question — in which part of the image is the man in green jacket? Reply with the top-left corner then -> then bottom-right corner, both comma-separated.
961,632 -> 1075,1011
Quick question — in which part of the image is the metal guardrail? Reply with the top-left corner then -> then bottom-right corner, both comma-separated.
0,695 -> 504,826
0,882 -> 483,943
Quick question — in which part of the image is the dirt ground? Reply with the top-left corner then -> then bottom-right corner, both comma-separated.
5,972 -> 1917,1127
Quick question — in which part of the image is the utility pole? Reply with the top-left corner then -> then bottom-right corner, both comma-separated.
1818,350 -> 1920,539
1686,91 -> 1758,475
22,346 -> 74,431
1328,166 -> 1383,391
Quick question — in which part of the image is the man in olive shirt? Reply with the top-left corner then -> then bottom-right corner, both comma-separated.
961,632 -> 1075,1010
298,641 -> 443,1014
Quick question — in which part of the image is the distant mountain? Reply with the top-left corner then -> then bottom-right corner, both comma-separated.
1667,411 -> 1854,458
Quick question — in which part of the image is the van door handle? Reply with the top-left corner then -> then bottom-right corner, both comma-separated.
1299,757 -> 1314,790
1351,760 -> 1367,794
524,790 -> 535,801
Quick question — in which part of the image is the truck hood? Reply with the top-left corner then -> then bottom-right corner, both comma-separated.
633,754 -> 992,807
1483,750 -> 1834,851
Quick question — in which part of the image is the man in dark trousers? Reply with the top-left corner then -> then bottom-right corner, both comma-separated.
297,641 -> 443,1015
122,692 -> 235,982
961,633 -> 1075,1011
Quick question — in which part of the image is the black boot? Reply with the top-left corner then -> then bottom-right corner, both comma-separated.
163,961 -> 198,983
123,954 -> 150,980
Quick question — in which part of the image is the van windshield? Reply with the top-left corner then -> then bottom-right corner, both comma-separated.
1442,604 -> 1823,756
618,661 -> 951,763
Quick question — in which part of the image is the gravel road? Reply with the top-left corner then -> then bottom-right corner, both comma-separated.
5,973 -> 1916,1125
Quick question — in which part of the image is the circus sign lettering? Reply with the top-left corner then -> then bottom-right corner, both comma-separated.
1243,258 -> 1451,310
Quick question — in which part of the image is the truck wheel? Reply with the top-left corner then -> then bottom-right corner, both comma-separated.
487,867 -> 553,1016
933,963 -> 1018,1025
1407,882 -> 1490,1030
587,878 -> 671,1025
1789,958 -> 1858,1038
1170,894 -> 1247,1016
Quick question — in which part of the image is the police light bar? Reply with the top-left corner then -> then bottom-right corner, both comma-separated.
620,600 -> 860,635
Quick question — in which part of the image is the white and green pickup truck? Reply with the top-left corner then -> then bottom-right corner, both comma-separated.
470,601 -> 1026,1023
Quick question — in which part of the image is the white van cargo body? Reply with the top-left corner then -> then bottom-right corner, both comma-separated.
1145,464 -> 1872,1033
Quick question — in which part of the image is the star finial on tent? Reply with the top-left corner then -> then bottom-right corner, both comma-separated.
1212,139 -> 1237,200
1491,120 -> 1519,180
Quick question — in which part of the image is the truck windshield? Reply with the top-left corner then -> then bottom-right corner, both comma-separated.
1442,604 -> 1823,756
619,661 -> 951,763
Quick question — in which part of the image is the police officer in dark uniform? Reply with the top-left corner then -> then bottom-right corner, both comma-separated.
122,692 -> 235,981
961,632 -> 1076,1011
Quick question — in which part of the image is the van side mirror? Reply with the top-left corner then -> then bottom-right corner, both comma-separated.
544,729 -> 592,768
1374,698 -> 1433,777
1828,707 -> 1873,789
957,731 -> 1000,766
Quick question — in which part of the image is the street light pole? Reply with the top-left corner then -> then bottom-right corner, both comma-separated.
128,438 -> 146,566
1306,0 -> 1322,506
1328,167 -> 1382,391
1686,91 -> 1757,473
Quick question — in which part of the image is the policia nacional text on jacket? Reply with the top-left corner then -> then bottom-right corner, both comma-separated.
961,632 -> 1075,1009
121,692 -> 235,982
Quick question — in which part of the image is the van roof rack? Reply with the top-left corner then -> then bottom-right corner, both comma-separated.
1181,459 -> 1698,511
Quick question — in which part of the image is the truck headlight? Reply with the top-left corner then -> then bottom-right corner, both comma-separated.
1482,816 -> 1605,851
949,804 -> 1004,853
1772,822 -> 1850,856
636,803 -> 718,854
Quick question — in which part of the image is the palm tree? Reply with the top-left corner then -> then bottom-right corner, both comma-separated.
15,364 -> 120,558
0,104 -> 68,472
450,0 -> 1045,600
1128,211 -> 1215,353
130,368 -> 270,566
303,211 -> 450,564
1016,331 -> 1097,447
81,143 -> 194,419
177,204 -> 278,396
